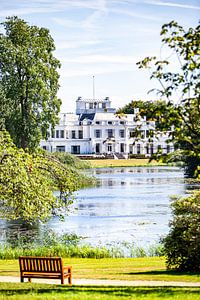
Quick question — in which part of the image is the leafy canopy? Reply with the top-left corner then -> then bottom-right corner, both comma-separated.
0,130 -> 81,223
0,16 -> 61,149
136,21 -> 200,177
162,190 -> 200,272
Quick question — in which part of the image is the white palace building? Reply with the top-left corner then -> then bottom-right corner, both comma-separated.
40,97 -> 174,158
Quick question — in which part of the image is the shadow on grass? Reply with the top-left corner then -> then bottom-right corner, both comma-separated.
0,284 -> 199,298
125,270 -> 200,276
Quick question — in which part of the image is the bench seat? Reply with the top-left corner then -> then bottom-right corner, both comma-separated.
19,256 -> 72,285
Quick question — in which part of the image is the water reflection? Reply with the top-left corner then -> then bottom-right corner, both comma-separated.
0,166 -> 194,248
48,166 -> 187,247
0,219 -> 40,246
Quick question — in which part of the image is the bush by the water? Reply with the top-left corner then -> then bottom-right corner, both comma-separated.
0,229 -> 163,259
50,152 -> 95,188
52,152 -> 91,169
162,189 -> 200,272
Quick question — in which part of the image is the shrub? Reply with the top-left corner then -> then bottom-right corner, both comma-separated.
129,154 -> 146,159
0,228 -> 163,259
52,152 -> 91,169
162,189 -> 200,272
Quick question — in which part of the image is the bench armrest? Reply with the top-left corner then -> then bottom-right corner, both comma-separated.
63,266 -> 72,272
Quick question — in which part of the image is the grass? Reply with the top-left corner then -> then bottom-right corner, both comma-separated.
0,257 -> 199,299
0,257 -> 199,283
0,283 -> 199,300
0,242 -> 164,259
87,159 -> 166,168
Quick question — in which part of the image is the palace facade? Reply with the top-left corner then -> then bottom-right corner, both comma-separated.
40,97 -> 174,158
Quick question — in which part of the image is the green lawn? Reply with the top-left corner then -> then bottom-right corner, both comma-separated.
0,283 -> 199,300
86,158 -> 165,168
0,257 -> 199,282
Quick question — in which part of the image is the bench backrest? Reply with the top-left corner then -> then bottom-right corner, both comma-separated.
19,256 -> 63,273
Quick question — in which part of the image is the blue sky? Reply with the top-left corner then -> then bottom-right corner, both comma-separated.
0,0 -> 199,112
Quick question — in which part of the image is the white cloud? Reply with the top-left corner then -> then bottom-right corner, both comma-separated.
53,9 -> 107,32
61,54 -> 137,64
56,39 -> 102,50
52,18 -> 81,28
0,0 -> 108,18
111,7 -> 161,21
60,63 -> 134,77
144,0 -> 200,10
0,7 -> 56,17
82,10 -> 106,30
56,0 -> 107,11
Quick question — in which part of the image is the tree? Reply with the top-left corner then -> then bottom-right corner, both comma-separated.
117,99 -> 167,121
0,84 -> 11,129
162,190 -> 200,272
0,129 -> 80,223
0,16 -> 61,150
136,21 -> 200,177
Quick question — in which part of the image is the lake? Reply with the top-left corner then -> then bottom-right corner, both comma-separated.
47,166 -> 189,247
1,166 -> 195,248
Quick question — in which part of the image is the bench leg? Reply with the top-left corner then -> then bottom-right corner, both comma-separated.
28,278 -> 32,283
21,277 -> 24,283
68,275 -> 72,285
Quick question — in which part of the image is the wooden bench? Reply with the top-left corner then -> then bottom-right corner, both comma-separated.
19,256 -> 72,285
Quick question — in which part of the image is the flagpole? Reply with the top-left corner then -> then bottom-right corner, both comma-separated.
93,75 -> 95,100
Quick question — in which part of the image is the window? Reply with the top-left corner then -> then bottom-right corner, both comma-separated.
56,146 -> 65,152
119,129 -> 125,138
140,130 -> 145,139
120,143 -> 125,153
78,130 -> 83,139
96,143 -> 100,153
42,146 -> 47,150
71,145 -> 80,154
96,121 -> 100,124
157,145 -> 162,151
107,143 -> 112,152
89,103 -> 93,109
108,121 -> 112,125
51,130 -> 55,138
108,129 -> 114,138
167,144 -> 171,153
95,129 -> 101,138
137,144 -> 141,154
102,103 -> 106,109
72,130 -> 76,139
56,130 -> 59,138
146,144 -> 149,154
120,121 -> 125,125
146,130 -> 154,138
129,130 -> 136,138
150,144 -> 154,154
60,130 -> 64,138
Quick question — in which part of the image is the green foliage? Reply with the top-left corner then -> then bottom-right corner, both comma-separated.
117,99 -> 167,122
52,151 -> 91,169
136,21 -> 200,177
0,226 -> 163,259
195,166 -> 200,179
0,16 -> 61,149
0,84 -> 11,129
162,190 -> 200,272
0,242 -> 163,260
0,130 -> 85,222
128,154 -> 146,159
